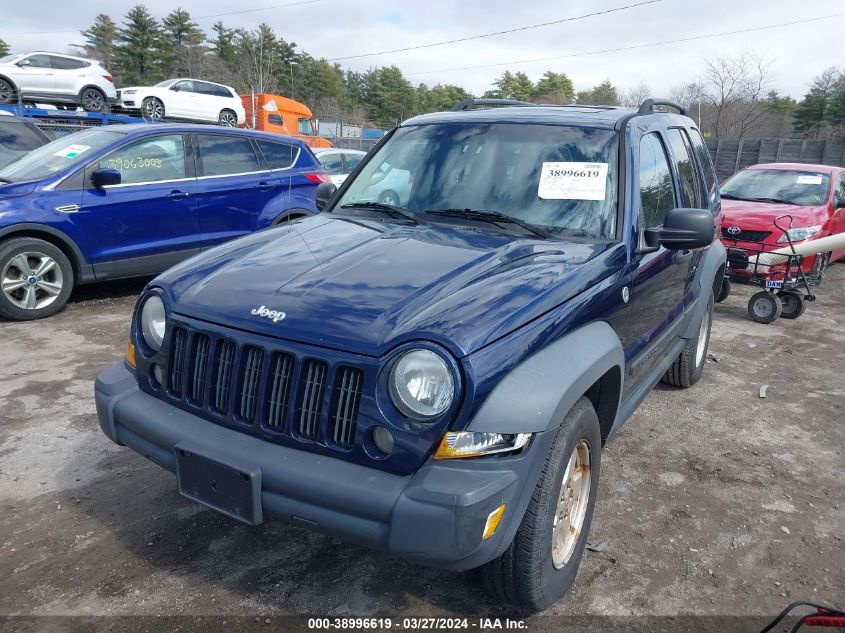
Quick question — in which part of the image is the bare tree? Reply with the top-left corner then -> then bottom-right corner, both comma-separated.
620,81 -> 653,108
233,26 -> 280,94
700,50 -> 774,138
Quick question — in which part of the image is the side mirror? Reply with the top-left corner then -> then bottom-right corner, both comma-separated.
315,181 -> 337,212
170,85 -> 180,91
91,168 -> 121,189
644,208 -> 715,250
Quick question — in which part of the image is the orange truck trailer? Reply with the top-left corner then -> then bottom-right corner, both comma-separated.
241,93 -> 332,148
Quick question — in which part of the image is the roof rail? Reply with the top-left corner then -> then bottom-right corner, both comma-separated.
450,98 -> 536,111
637,98 -> 687,116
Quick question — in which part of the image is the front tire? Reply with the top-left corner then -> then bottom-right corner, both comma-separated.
0,238 -> 74,321
662,290 -> 714,388
716,277 -> 731,303
142,97 -> 165,122
481,397 -> 601,613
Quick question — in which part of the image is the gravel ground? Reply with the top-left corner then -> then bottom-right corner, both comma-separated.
0,265 -> 843,621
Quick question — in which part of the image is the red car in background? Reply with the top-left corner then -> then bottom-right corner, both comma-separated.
719,163 -> 845,286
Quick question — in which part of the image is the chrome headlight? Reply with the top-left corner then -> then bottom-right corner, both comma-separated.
389,349 -> 455,421
140,294 -> 166,351
777,225 -> 821,243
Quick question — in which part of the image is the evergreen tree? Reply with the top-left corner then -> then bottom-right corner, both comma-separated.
794,68 -> 842,134
77,15 -> 119,76
576,79 -> 620,106
212,21 -> 236,65
115,5 -> 166,85
162,9 -> 204,46
361,66 -> 416,126
534,71 -> 574,103
487,71 -> 535,101
0,38 -> 9,58
417,83 -> 472,112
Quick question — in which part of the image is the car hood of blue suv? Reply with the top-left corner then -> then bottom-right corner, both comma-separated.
155,215 -> 623,358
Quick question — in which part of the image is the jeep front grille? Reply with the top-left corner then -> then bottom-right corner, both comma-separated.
162,326 -> 364,451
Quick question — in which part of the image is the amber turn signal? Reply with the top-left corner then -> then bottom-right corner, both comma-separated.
126,341 -> 136,368
482,504 -> 506,540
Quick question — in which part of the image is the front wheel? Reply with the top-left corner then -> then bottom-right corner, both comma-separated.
0,238 -> 74,320
218,109 -> 238,127
480,397 -> 601,613
142,97 -> 165,122
0,78 -> 16,105
716,277 -> 731,303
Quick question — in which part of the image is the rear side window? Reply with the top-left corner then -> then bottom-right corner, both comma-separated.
97,134 -> 186,185
197,134 -> 260,176
214,85 -> 233,98
666,128 -> 703,209
688,129 -> 718,209
256,140 -> 297,170
49,56 -> 86,70
639,133 -> 676,229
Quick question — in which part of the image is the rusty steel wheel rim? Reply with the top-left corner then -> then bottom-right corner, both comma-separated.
552,439 -> 591,569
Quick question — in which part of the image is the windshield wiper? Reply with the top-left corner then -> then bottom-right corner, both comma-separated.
339,202 -> 420,225
745,197 -> 799,205
426,208 -> 550,239
719,193 -> 744,200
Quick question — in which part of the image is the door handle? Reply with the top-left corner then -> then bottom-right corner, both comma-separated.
168,190 -> 189,200
257,181 -> 275,191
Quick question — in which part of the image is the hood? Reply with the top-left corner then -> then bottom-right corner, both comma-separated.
721,199 -> 828,229
0,181 -> 39,199
157,216 -> 623,358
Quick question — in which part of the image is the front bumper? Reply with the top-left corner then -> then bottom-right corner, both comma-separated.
95,362 -> 552,570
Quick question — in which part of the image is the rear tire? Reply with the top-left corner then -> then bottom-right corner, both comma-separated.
218,109 -> 238,127
80,87 -> 107,112
0,78 -> 16,105
662,291 -> 714,388
748,291 -> 781,324
716,277 -> 731,303
480,397 -> 601,613
0,238 -> 74,321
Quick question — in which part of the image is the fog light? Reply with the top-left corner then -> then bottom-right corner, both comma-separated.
372,426 -> 394,455
482,504 -> 506,540
126,341 -> 136,368
151,363 -> 163,388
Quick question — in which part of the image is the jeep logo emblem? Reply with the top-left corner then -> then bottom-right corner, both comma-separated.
727,226 -> 741,235
250,305 -> 286,323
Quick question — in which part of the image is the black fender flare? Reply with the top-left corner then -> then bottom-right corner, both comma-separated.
466,321 -> 625,434
270,208 -> 311,226
681,240 -> 726,339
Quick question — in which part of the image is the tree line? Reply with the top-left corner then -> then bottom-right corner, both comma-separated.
1,11 -> 843,139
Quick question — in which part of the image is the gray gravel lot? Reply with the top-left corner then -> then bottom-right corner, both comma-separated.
0,266 -> 843,619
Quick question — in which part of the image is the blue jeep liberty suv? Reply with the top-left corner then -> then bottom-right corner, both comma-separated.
95,98 -> 727,612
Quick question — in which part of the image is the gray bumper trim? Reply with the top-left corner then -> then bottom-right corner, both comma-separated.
95,362 -> 553,570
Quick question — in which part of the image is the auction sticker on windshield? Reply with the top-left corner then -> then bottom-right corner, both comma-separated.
796,175 -> 823,185
53,144 -> 91,159
538,162 -> 608,200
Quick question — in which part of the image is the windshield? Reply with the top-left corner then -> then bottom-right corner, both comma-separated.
155,79 -> 177,87
0,128 -> 123,183
0,55 -> 20,63
335,122 -> 619,239
721,169 -> 830,206
0,122 -> 47,170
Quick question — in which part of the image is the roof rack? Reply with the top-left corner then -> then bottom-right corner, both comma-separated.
637,98 -> 687,116
450,98 -> 536,111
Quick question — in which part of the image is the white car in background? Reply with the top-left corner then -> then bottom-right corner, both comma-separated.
116,78 -> 245,126
312,148 -> 367,185
0,52 -> 116,112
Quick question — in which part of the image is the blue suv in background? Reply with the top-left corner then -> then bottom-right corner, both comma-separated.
0,124 -> 327,320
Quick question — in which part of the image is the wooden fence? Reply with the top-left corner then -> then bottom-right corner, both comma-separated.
705,138 -> 845,181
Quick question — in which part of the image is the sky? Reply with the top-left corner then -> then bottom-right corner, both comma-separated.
2,0 -> 840,99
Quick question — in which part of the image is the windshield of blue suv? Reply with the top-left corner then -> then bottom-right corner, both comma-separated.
720,168 -> 830,206
335,122 -> 619,239
0,128 -> 123,184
